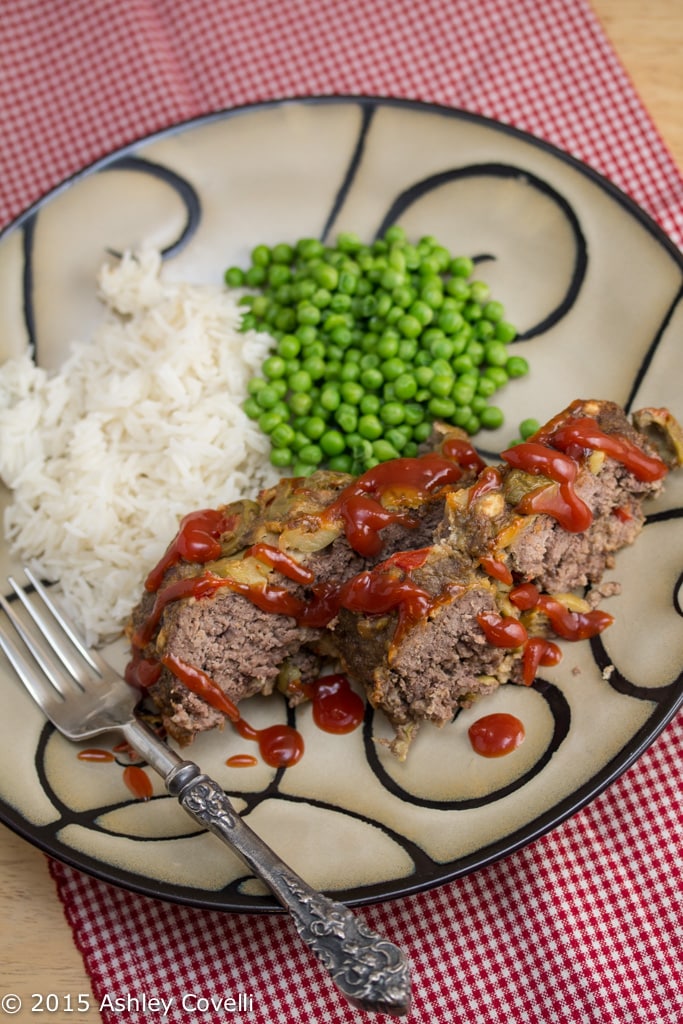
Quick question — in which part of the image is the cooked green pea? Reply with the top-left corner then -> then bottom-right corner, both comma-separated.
245,265 -> 267,287
289,392 -> 313,416
520,417 -> 541,439
483,340 -> 509,367
298,443 -> 323,465
341,381 -> 365,405
380,402 -> 405,426
270,423 -> 296,449
335,405 -> 358,433
259,409 -> 286,434
429,374 -> 455,398
224,266 -> 245,287
243,397 -> 261,420
381,357 -> 406,381
251,244 -> 271,267
327,453 -> 354,473
320,385 -> 342,411
359,367 -> 384,391
496,321 -> 518,343
270,447 -> 293,467
359,393 -> 381,415
428,396 -> 456,419
320,429 -> 346,456
477,377 -> 497,398
479,405 -> 504,430
358,414 -> 383,440
450,256 -> 474,277
412,421 -> 433,443
506,354 -> 529,377
256,385 -> 280,409
277,334 -> 301,359
393,373 -> 418,400
483,365 -> 509,389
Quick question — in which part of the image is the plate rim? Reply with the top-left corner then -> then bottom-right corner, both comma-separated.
1,93 -> 681,912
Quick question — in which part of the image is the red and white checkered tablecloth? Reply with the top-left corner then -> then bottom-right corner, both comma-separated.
2,1 -> 682,1022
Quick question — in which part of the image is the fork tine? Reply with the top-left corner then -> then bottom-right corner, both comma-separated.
0,591 -> 66,717
23,568 -> 111,680
8,575 -> 86,691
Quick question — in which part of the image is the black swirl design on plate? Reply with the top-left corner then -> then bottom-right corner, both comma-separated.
101,154 -> 202,259
373,163 -> 588,341
362,679 -> 571,810
321,103 -> 376,243
19,155 -> 201,364
625,280 -> 683,413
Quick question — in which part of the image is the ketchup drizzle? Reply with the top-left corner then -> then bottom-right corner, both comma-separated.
522,637 -> 562,686
244,543 -> 315,584
536,595 -> 613,641
476,611 -> 528,649
548,417 -> 668,482
297,673 -> 365,734
322,450 -> 468,556
145,509 -> 235,592
468,713 -> 525,758
123,765 -> 153,801
77,748 -> 115,763
501,442 -> 592,533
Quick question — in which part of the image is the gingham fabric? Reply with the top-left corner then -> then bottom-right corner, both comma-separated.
2,1 -> 683,1022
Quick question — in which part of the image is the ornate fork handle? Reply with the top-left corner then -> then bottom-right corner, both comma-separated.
167,762 -> 411,1017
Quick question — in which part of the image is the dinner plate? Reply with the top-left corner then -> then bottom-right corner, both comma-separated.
0,96 -> 681,912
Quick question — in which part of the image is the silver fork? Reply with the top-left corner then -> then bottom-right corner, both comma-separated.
0,568 -> 411,1017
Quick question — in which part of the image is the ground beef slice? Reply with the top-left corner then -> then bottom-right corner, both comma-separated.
148,588 -> 322,743
327,400 -> 678,758
332,564 -> 508,760
503,401 -> 664,591
129,431 -> 476,744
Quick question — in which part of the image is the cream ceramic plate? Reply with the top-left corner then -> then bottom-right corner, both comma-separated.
0,97 -> 681,911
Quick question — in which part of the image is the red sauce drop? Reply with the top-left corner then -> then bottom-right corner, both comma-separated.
124,648 -> 162,689
222,578 -> 307,619
479,555 -> 513,586
441,436 -> 487,473
226,753 -> 259,768
302,673 -> 365,734
235,719 -> 304,768
468,713 -> 525,757
77,748 -> 115,763
244,543 -> 315,584
522,637 -> 563,686
322,451 -> 467,557
501,442 -> 592,533
123,765 -> 153,800
145,509 -> 235,592
468,466 -> 503,506
379,547 -> 433,573
476,610 -> 528,648
549,417 -> 668,482
161,652 -> 240,720
536,595 -> 613,641
509,582 -> 541,610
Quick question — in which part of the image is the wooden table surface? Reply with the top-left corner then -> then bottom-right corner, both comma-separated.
1,2 -> 682,1019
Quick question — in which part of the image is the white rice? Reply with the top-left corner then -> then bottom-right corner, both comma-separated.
0,250 -> 279,644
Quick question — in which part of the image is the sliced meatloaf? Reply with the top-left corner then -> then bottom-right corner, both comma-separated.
328,400 -> 681,757
125,429 -> 482,743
